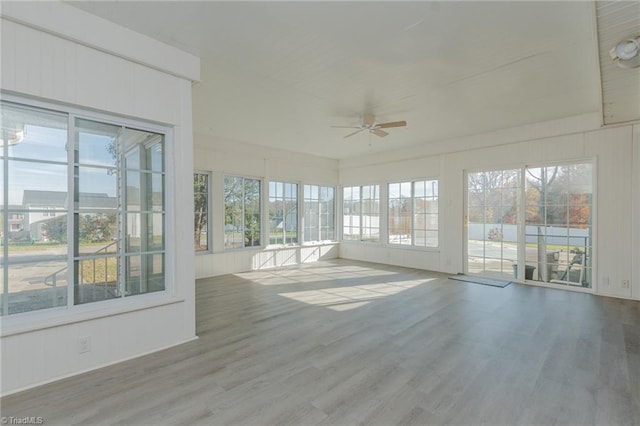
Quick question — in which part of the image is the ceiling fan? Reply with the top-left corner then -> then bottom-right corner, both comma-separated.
332,114 -> 407,138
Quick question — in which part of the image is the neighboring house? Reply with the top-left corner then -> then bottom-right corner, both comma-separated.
6,206 -> 28,241
20,190 -> 117,241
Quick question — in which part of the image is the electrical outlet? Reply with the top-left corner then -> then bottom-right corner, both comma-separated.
78,336 -> 91,354
622,280 -> 630,289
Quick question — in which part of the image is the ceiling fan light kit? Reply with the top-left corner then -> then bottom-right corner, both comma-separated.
610,36 -> 640,69
333,114 -> 407,139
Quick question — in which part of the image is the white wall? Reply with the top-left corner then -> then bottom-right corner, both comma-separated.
339,118 -> 638,301
1,3 -> 198,395
194,135 -> 339,278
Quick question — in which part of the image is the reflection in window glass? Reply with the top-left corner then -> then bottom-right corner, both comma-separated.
1,102 -> 69,315
74,120 -> 166,303
269,181 -> 298,245
303,184 -> 335,242
342,185 -> 380,242
525,163 -> 593,288
0,101 -> 167,315
413,180 -> 439,248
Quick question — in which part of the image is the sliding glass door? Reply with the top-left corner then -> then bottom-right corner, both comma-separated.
466,162 -> 593,288
524,163 -> 593,287
467,169 -> 520,280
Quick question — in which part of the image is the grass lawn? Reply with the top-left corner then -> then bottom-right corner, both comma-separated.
80,257 -> 118,284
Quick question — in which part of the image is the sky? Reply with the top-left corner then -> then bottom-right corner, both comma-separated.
3,124 -> 118,207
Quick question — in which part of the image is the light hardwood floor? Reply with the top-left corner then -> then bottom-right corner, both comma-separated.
2,259 -> 639,425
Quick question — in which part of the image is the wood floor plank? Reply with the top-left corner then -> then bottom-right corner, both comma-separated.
2,259 -> 639,425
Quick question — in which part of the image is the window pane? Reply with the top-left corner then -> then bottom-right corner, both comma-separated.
5,239 -> 68,314
77,212 -> 118,255
1,101 -> 167,314
524,162 -> 592,287
362,185 -> 380,242
414,180 -> 438,247
7,160 -> 67,206
126,213 -> 143,252
269,181 -> 297,245
78,166 -> 117,209
194,173 -> 209,251
121,128 -> 164,172
1,102 -> 70,315
225,176 -> 261,248
3,103 -> 67,163
389,182 -> 411,245
75,255 -> 119,304
125,253 -> 163,296
149,173 -> 164,211
76,119 -> 119,167
147,253 -> 165,293
303,184 -> 334,243
75,119 -> 165,302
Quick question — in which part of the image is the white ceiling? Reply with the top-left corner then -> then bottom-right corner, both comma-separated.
596,1 -> 640,125
70,1 -> 602,160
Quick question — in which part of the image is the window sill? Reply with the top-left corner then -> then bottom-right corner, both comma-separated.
265,242 -> 338,250
385,244 -> 440,253
340,241 -> 440,253
1,294 -> 185,338
301,241 -> 338,247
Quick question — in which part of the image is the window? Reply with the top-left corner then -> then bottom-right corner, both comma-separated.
389,179 -> 439,248
1,100 -> 166,316
224,176 -> 261,249
194,172 -> 210,252
524,163 -> 593,287
303,184 -> 335,242
342,184 -> 380,242
269,181 -> 298,245
467,163 -> 593,288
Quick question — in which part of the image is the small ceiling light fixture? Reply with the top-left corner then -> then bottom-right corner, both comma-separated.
0,125 -> 26,147
610,36 -> 640,69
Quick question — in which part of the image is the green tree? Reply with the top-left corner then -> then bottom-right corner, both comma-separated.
224,177 -> 260,247
194,173 -> 208,250
42,216 -> 67,243
79,213 -> 116,242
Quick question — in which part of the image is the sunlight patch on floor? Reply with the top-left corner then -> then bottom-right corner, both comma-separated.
279,278 -> 435,311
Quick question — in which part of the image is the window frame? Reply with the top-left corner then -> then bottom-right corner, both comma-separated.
302,183 -> 336,244
222,174 -> 262,250
341,184 -> 381,243
0,94 -> 176,327
387,178 -> 439,249
194,171 -> 211,253
268,180 -> 299,247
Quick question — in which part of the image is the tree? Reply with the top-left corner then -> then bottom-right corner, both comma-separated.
79,213 -> 116,242
42,214 -> 116,244
468,170 -> 518,223
194,174 -> 208,250
42,216 -> 67,243
525,166 -> 559,225
224,176 -> 261,247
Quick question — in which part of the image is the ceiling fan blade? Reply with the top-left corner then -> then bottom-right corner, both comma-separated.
372,129 -> 389,137
377,120 -> 407,129
330,125 -> 361,129
344,129 -> 364,138
363,114 -> 375,127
